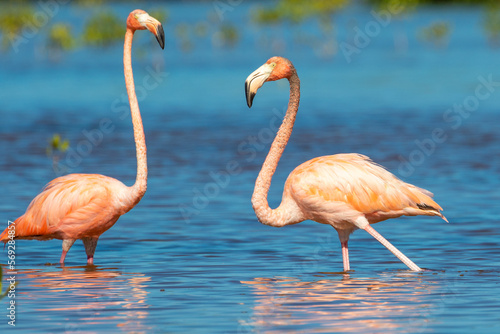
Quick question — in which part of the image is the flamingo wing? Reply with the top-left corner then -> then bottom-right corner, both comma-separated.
0,174 -> 125,241
287,154 -> 446,224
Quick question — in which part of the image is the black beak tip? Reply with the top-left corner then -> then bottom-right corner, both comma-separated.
245,81 -> 254,108
156,24 -> 165,49
247,93 -> 255,108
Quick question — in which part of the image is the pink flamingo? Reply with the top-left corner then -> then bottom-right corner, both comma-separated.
0,10 -> 165,265
245,57 -> 447,271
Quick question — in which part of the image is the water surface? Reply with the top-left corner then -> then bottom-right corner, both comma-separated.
1,2 -> 500,333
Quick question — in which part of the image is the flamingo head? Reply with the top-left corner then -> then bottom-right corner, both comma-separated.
127,9 -> 165,49
245,56 -> 295,108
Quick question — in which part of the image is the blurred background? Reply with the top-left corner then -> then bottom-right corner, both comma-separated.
1,0 -> 500,333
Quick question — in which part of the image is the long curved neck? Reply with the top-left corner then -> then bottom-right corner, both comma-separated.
124,28 -> 147,203
251,73 -> 301,226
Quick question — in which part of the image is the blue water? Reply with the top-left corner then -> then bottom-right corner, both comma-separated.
1,1 -> 500,333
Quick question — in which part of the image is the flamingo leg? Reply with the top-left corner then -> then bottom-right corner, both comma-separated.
336,229 -> 352,272
341,241 -> 350,271
363,224 -> 421,272
60,239 -> 76,264
59,251 -> 68,264
82,237 -> 99,265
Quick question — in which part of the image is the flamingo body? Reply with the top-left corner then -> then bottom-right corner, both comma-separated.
245,57 -> 446,271
285,154 -> 444,229
0,174 -> 133,242
0,10 -> 165,264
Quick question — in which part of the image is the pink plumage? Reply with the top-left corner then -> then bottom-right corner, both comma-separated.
0,10 -> 165,265
3,175 -> 131,241
245,57 -> 447,271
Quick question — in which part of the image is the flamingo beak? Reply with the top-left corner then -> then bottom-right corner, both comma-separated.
244,63 -> 275,108
137,12 -> 165,49
146,20 -> 165,49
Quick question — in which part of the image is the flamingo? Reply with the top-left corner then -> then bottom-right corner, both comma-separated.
245,56 -> 447,272
0,10 -> 165,265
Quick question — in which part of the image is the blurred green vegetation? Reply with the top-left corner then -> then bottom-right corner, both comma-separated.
174,8 -> 241,52
0,5 -> 34,50
214,24 -> 239,47
82,12 -> 123,47
253,0 -> 349,25
367,0 -> 495,4
419,21 -> 451,47
0,4 -> 169,53
0,0 -> 497,57
484,2 -> 500,47
47,134 -> 70,171
47,134 -> 70,155
252,0 -> 348,58
48,23 -> 75,51
47,133 -> 69,159
368,0 -> 419,15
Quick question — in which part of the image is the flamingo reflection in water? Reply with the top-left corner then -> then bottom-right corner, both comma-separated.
241,275 -> 438,332
17,267 -> 152,332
